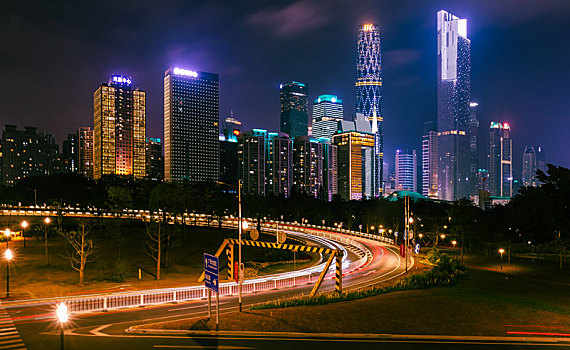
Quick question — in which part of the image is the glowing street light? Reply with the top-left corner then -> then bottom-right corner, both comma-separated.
56,302 -> 68,350
4,248 -> 13,298
44,217 -> 51,265
408,217 -> 414,224
21,221 -> 28,248
499,248 -> 505,269
452,240 -> 457,248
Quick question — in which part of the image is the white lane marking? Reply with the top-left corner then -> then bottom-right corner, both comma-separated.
89,324 -> 112,336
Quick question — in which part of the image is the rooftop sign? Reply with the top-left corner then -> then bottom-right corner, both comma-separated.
173,67 -> 198,77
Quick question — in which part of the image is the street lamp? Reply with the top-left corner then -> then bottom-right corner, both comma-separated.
56,302 -> 68,350
452,240 -> 457,248
5,248 -> 12,298
499,248 -> 505,269
21,221 -> 28,248
44,218 -> 51,265
4,229 -> 11,249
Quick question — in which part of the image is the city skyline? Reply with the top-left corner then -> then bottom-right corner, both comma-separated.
2,1 -> 570,177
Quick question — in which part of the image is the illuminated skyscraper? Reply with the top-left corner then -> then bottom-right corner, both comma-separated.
355,23 -> 383,197
280,81 -> 308,139
468,102 -> 479,196
536,146 -> 546,173
320,138 -> 338,201
332,131 -> 375,201
164,68 -> 219,182
293,136 -> 323,198
93,75 -> 146,179
522,145 -> 537,187
146,138 -> 163,181
266,132 -> 293,198
437,10 -> 471,201
489,122 -> 512,197
62,133 -> 78,173
238,130 -> 266,196
312,94 -> 343,140
422,121 -> 438,198
395,149 -> 417,192
78,127 -> 94,179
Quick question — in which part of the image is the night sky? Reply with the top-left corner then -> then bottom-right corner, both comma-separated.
2,0 -> 569,177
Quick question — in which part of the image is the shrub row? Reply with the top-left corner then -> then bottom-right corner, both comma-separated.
251,248 -> 468,310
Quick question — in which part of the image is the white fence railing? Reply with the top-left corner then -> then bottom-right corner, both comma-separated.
1,207 -> 389,314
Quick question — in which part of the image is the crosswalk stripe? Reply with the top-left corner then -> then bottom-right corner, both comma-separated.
0,303 -> 26,350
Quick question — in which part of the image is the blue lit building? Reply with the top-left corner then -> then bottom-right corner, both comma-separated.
164,67 -> 219,182
489,122 -> 512,197
437,11 -> 471,201
280,81 -> 308,139
355,23 -> 383,197
395,149 -> 417,192
312,94 -> 343,140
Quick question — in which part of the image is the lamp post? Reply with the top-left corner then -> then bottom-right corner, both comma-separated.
5,248 -> 12,298
4,229 -> 11,249
418,233 -> 423,245
56,302 -> 68,350
21,221 -> 28,248
452,240 -> 457,248
44,218 -> 51,265
499,248 -> 505,270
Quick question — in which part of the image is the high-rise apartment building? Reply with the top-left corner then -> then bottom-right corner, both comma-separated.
320,138 -> 338,201
293,136 -> 323,198
522,145 -> 537,187
1,125 -> 61,186
489,122 -> 512,197
238,130 -> 266,196
395,149 -> 417,192
62,133 -> 79,173
266,132 -> 293,198
164,68 -> 219,182
477,168 -> 490,192
93,75 -> 146,179
145,138 -> 163,181
355,23 -> 383,197
422,121 -> 438,198
78,127 -> 94,179
280,81 -> 308,139
468,102 -> 479,196
312,95 -> 343,140
332,131 -> 375,201
437,10 -> 471,201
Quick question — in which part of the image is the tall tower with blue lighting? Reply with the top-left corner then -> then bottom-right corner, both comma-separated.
355,23 -> 383,197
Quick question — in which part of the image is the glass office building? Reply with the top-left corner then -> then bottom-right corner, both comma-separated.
164,68 -> 219,182
437,10 -> 471,201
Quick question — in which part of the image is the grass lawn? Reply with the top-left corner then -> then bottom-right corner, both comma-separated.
0,216 -> 318,300
136,255 -> 570,336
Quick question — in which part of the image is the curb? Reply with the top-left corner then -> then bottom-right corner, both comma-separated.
125,328 -> 570,343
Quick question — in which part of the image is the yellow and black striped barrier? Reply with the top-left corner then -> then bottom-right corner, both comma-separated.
335,254 -> 342,293
226,238 -> 334,255
226,244 -> 234,280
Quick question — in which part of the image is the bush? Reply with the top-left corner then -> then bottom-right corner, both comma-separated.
111,257 -> 130,283
252,251 -> 468,310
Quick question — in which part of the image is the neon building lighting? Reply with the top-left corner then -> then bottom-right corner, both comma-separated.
93,75 -> 146,179
355,23 -> 383,197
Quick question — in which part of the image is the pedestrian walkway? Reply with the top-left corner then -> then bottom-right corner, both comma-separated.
0,303 -> 26,350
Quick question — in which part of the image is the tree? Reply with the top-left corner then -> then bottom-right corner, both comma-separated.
145,215 -> 163,280
60,217 -> 96,285
105,186 -> 133,257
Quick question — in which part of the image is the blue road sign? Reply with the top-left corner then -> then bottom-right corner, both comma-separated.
204,253 -> 219,293
414,244 -> 420,254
